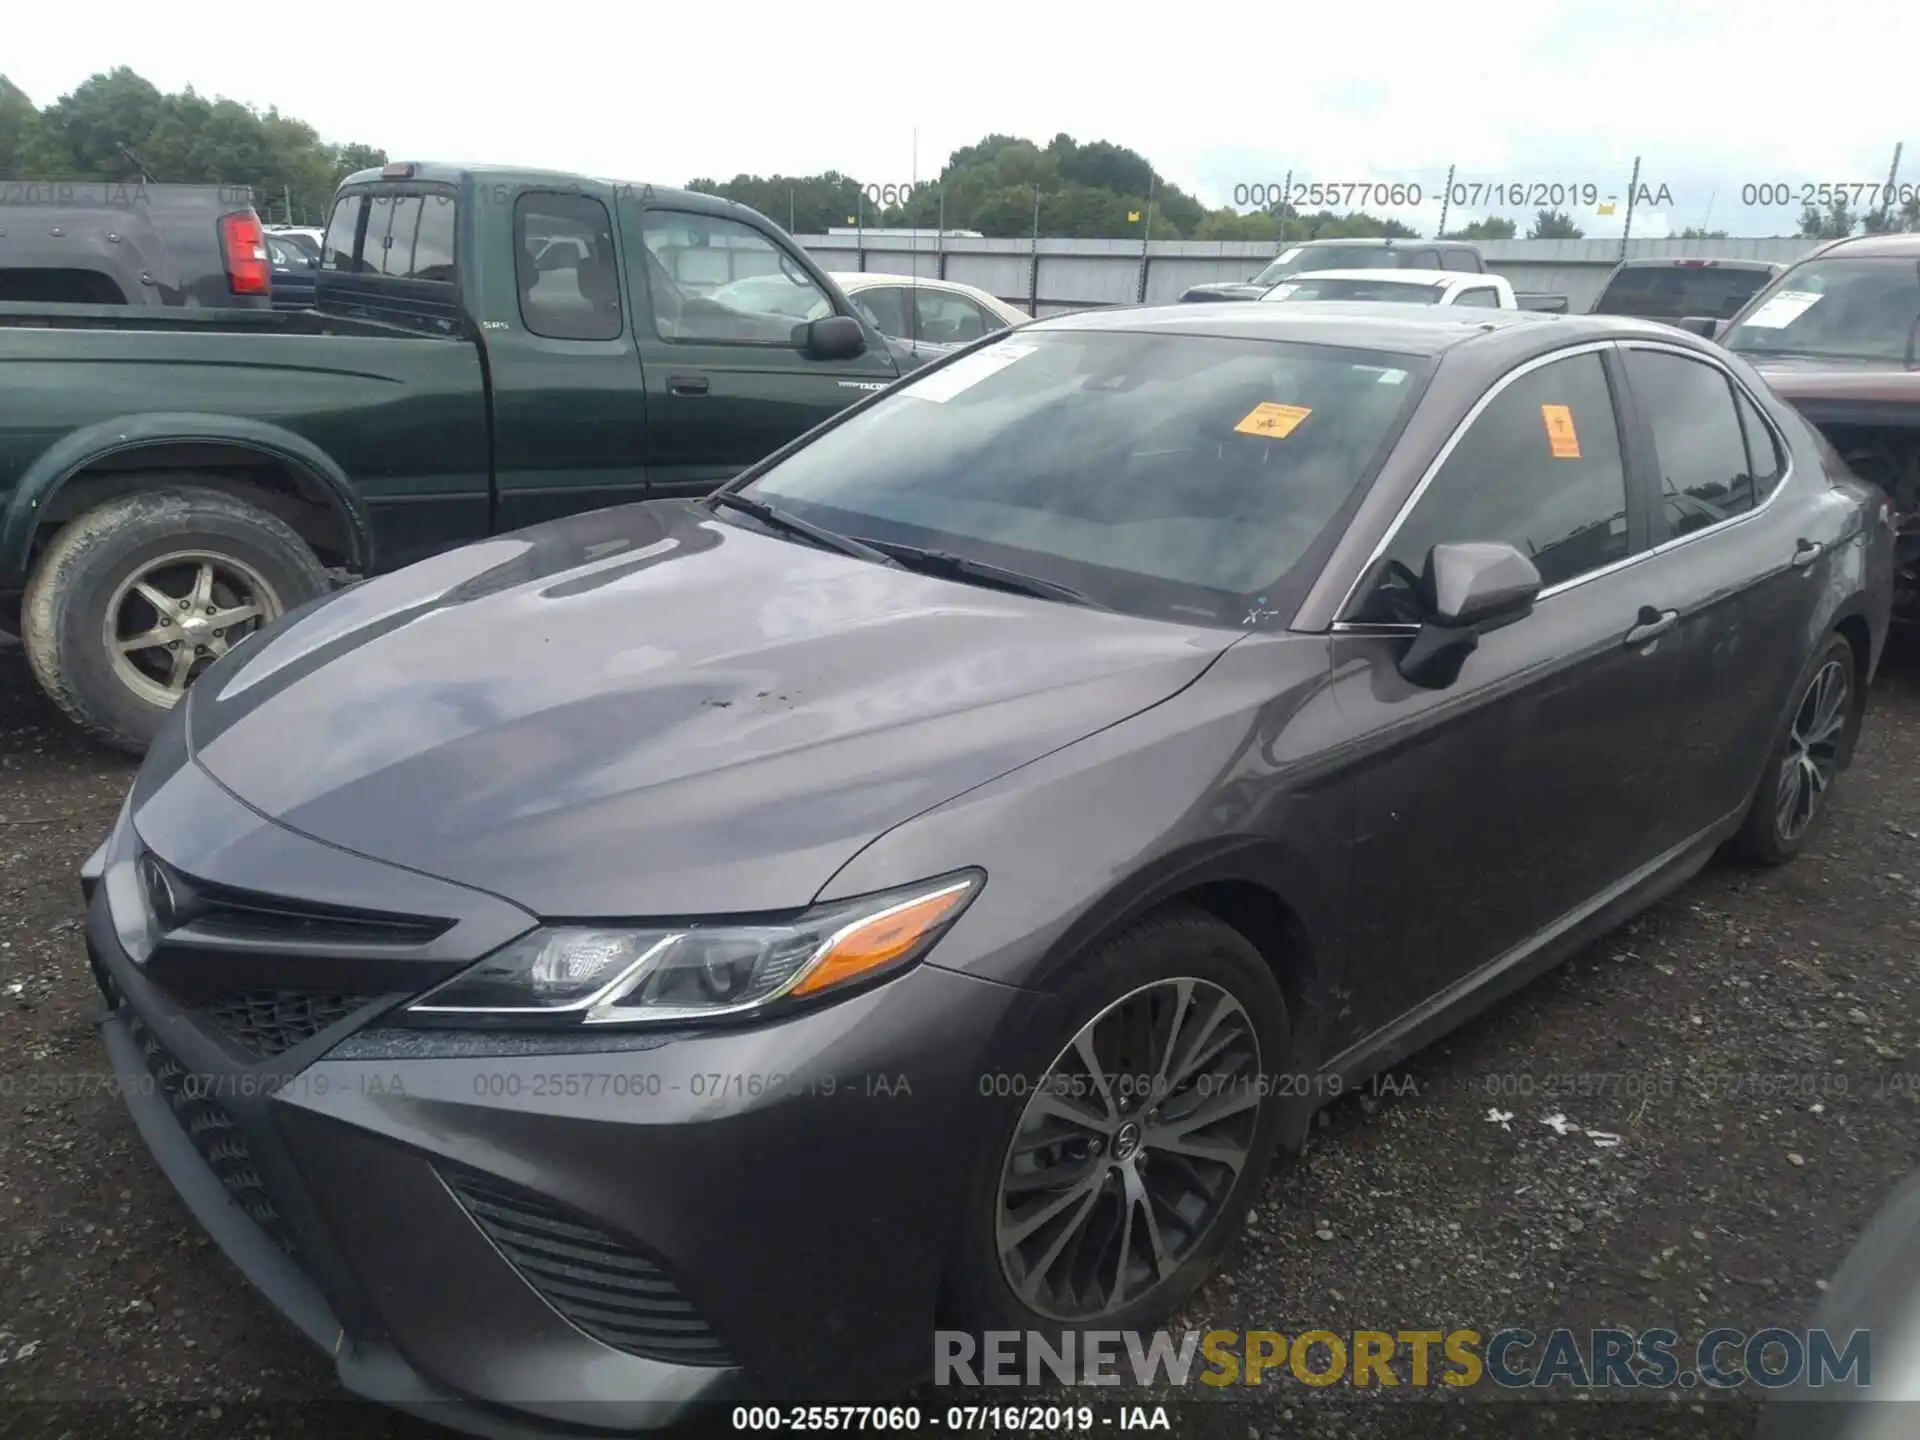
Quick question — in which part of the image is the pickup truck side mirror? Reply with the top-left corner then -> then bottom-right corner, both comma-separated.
795,314 -> 867,361
1398,541 -> 1543,689
1675,315 -> 1726,339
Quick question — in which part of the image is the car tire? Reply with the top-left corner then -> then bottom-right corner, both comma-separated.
944,906 -> 1289,1343
22,487 -> 329,756
1729,631 -> 1860,868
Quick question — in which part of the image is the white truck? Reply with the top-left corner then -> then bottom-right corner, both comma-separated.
1259,267 -> 1518,309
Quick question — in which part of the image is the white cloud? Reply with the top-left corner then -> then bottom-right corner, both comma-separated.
6,0 -> 1917,239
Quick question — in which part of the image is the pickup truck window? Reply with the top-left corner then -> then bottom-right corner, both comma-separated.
1440,250 -> 1479,273
639,211 -> 831,346
514,193 -> 622,342
1453,287 -> 1500,308
319,186 -> 458,282
321,194 -> 364,272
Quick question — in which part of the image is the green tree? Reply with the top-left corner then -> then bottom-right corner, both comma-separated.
1862,195 -> 1920,234
1441,216 -> 1517,240
1527,208 -> 1585,239
1678,227 -> 1730,239
0,76 -> 66,175
1797,199 -> 1856,239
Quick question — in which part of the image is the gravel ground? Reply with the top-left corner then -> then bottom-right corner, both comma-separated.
2,629 -> 1917,1440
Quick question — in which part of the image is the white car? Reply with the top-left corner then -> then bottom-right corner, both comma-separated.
1260,268 -> 1517,309
702,271 -> 1029,357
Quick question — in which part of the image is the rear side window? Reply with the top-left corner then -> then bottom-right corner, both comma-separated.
1439,249 -> 1479,273
1623,348 -> 1757,536
1734,387 -> 1786,505
320,194 -> 365,272
1452,287 -> 1500,308
514,192 -> 623,342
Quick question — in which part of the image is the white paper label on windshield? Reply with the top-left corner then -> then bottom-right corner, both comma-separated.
901,342 -> 1038,402
1354,364 -> 1408,384
1739,289 -> 1824,329
1264,283 -> 1300,301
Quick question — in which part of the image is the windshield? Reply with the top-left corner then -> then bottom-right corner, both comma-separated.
1250,246 -> 1402,285
742,329 -> 1428,625
1723,258 -> 1920,363
1591,265 -> 1776,320
1264,278 -> 1443,304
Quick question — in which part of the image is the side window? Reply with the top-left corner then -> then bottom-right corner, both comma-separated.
1453,287 -> 1499,308
320,193 -> 365,272
1375,350 -> 1629,596
914,289 -> 990,345
1734,387 -> 1786,506
513,192 -> 622,342
1440,249 -> 1479,273
1623,349 -> 1756,537
1411,249 -> 1442,268
853,286 -> 910,339
638,210 -> 833,345
412,194 -> 457,281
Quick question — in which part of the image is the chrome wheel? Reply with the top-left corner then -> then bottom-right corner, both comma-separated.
994,977 -> 1264,1321
1775,658 -> 1850,842
104,550 -> 282,708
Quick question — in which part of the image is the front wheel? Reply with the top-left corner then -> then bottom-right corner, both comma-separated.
945,909 -> 1288,1337
1730,632 -> 1859,866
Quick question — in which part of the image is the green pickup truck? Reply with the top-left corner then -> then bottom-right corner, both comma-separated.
0,162 -> 916,752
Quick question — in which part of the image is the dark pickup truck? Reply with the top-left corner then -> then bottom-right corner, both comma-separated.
1178,236 -> 1570,311
1694,232 -> 1920,626
0,163 -> 917,753
1587,256 -> 1784,326
0,180 -> 273,308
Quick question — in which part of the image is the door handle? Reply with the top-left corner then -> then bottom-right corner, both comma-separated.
668,374 -> 710,396
1625,607 -> 1679,646
1791,538 -> 1824,569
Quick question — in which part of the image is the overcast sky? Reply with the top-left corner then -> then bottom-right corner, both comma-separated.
9,0 -> 1920,240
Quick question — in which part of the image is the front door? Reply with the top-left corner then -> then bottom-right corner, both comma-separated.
623,201 -> 899,499
1326,344 -> 1681,1049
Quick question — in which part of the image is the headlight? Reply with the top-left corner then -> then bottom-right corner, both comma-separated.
404,871 -> 982,1028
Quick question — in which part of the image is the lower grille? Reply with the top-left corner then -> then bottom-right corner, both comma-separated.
198,990 -> 379,1060
442,1168 -> 734,1366
127,1012 -> 298,1257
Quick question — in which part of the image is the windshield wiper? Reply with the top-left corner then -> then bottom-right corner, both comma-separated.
852,538 -> 1108,610
708,491 -> 898,566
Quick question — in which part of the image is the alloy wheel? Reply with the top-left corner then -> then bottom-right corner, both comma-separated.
994,976 -> 1264,1322
1775,658 -> 1851,842
104,551 -> 283,708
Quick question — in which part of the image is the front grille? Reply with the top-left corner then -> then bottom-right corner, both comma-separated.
127,1012 -> 297,1257
198,990 -> 380,1060
442,1168 -> 734,1366
138,849 -> 453,947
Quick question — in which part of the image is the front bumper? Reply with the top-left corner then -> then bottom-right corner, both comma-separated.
88,758 -> 1033,1434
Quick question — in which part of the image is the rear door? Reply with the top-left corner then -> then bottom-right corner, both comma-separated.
621,197 -> 899,498
1610,341 -> 1830,847
488,188 -> 651,531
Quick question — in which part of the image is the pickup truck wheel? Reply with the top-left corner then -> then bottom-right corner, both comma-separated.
22,489 -> 329,755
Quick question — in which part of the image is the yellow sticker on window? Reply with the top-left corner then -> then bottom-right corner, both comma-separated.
1235,402 -> 1313,439
1541,403 -> 1581,459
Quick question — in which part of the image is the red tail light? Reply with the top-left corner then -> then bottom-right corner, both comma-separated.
220,211 -> 271,296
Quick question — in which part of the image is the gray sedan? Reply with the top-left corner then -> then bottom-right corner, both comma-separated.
83,302 -> 1894,1434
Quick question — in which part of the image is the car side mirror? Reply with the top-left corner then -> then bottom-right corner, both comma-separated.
1675,315 -> 1725,339
1397,541 -> 1543,689
796,314 -> 867,361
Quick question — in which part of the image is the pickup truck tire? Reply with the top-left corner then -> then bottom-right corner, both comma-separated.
22,488 -> 330,755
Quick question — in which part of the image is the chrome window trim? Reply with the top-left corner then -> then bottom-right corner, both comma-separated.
1328,337 -> 1796,627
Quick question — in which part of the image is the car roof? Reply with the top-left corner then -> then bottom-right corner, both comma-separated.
1806,232 -> 1920,260
1029,301 -> 1688,357
1281,268 -> 1483,286
1610,257 -> 1782,271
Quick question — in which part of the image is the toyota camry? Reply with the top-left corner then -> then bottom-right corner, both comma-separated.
82,301 -> 1895,1434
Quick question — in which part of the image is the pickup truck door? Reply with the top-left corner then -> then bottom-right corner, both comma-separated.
488,188 -> 651,531
619,196 -> 900,498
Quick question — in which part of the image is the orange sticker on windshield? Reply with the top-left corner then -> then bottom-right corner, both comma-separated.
1236,402 -> 1312,439
1541,404 -> 1581,459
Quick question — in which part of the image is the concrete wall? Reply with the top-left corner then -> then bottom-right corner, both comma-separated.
796,233 -> 1829,316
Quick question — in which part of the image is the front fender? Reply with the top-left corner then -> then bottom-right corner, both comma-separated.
1,411 -> 372,584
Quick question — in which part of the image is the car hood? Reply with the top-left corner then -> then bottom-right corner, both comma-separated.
186,500 -> 1236,917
